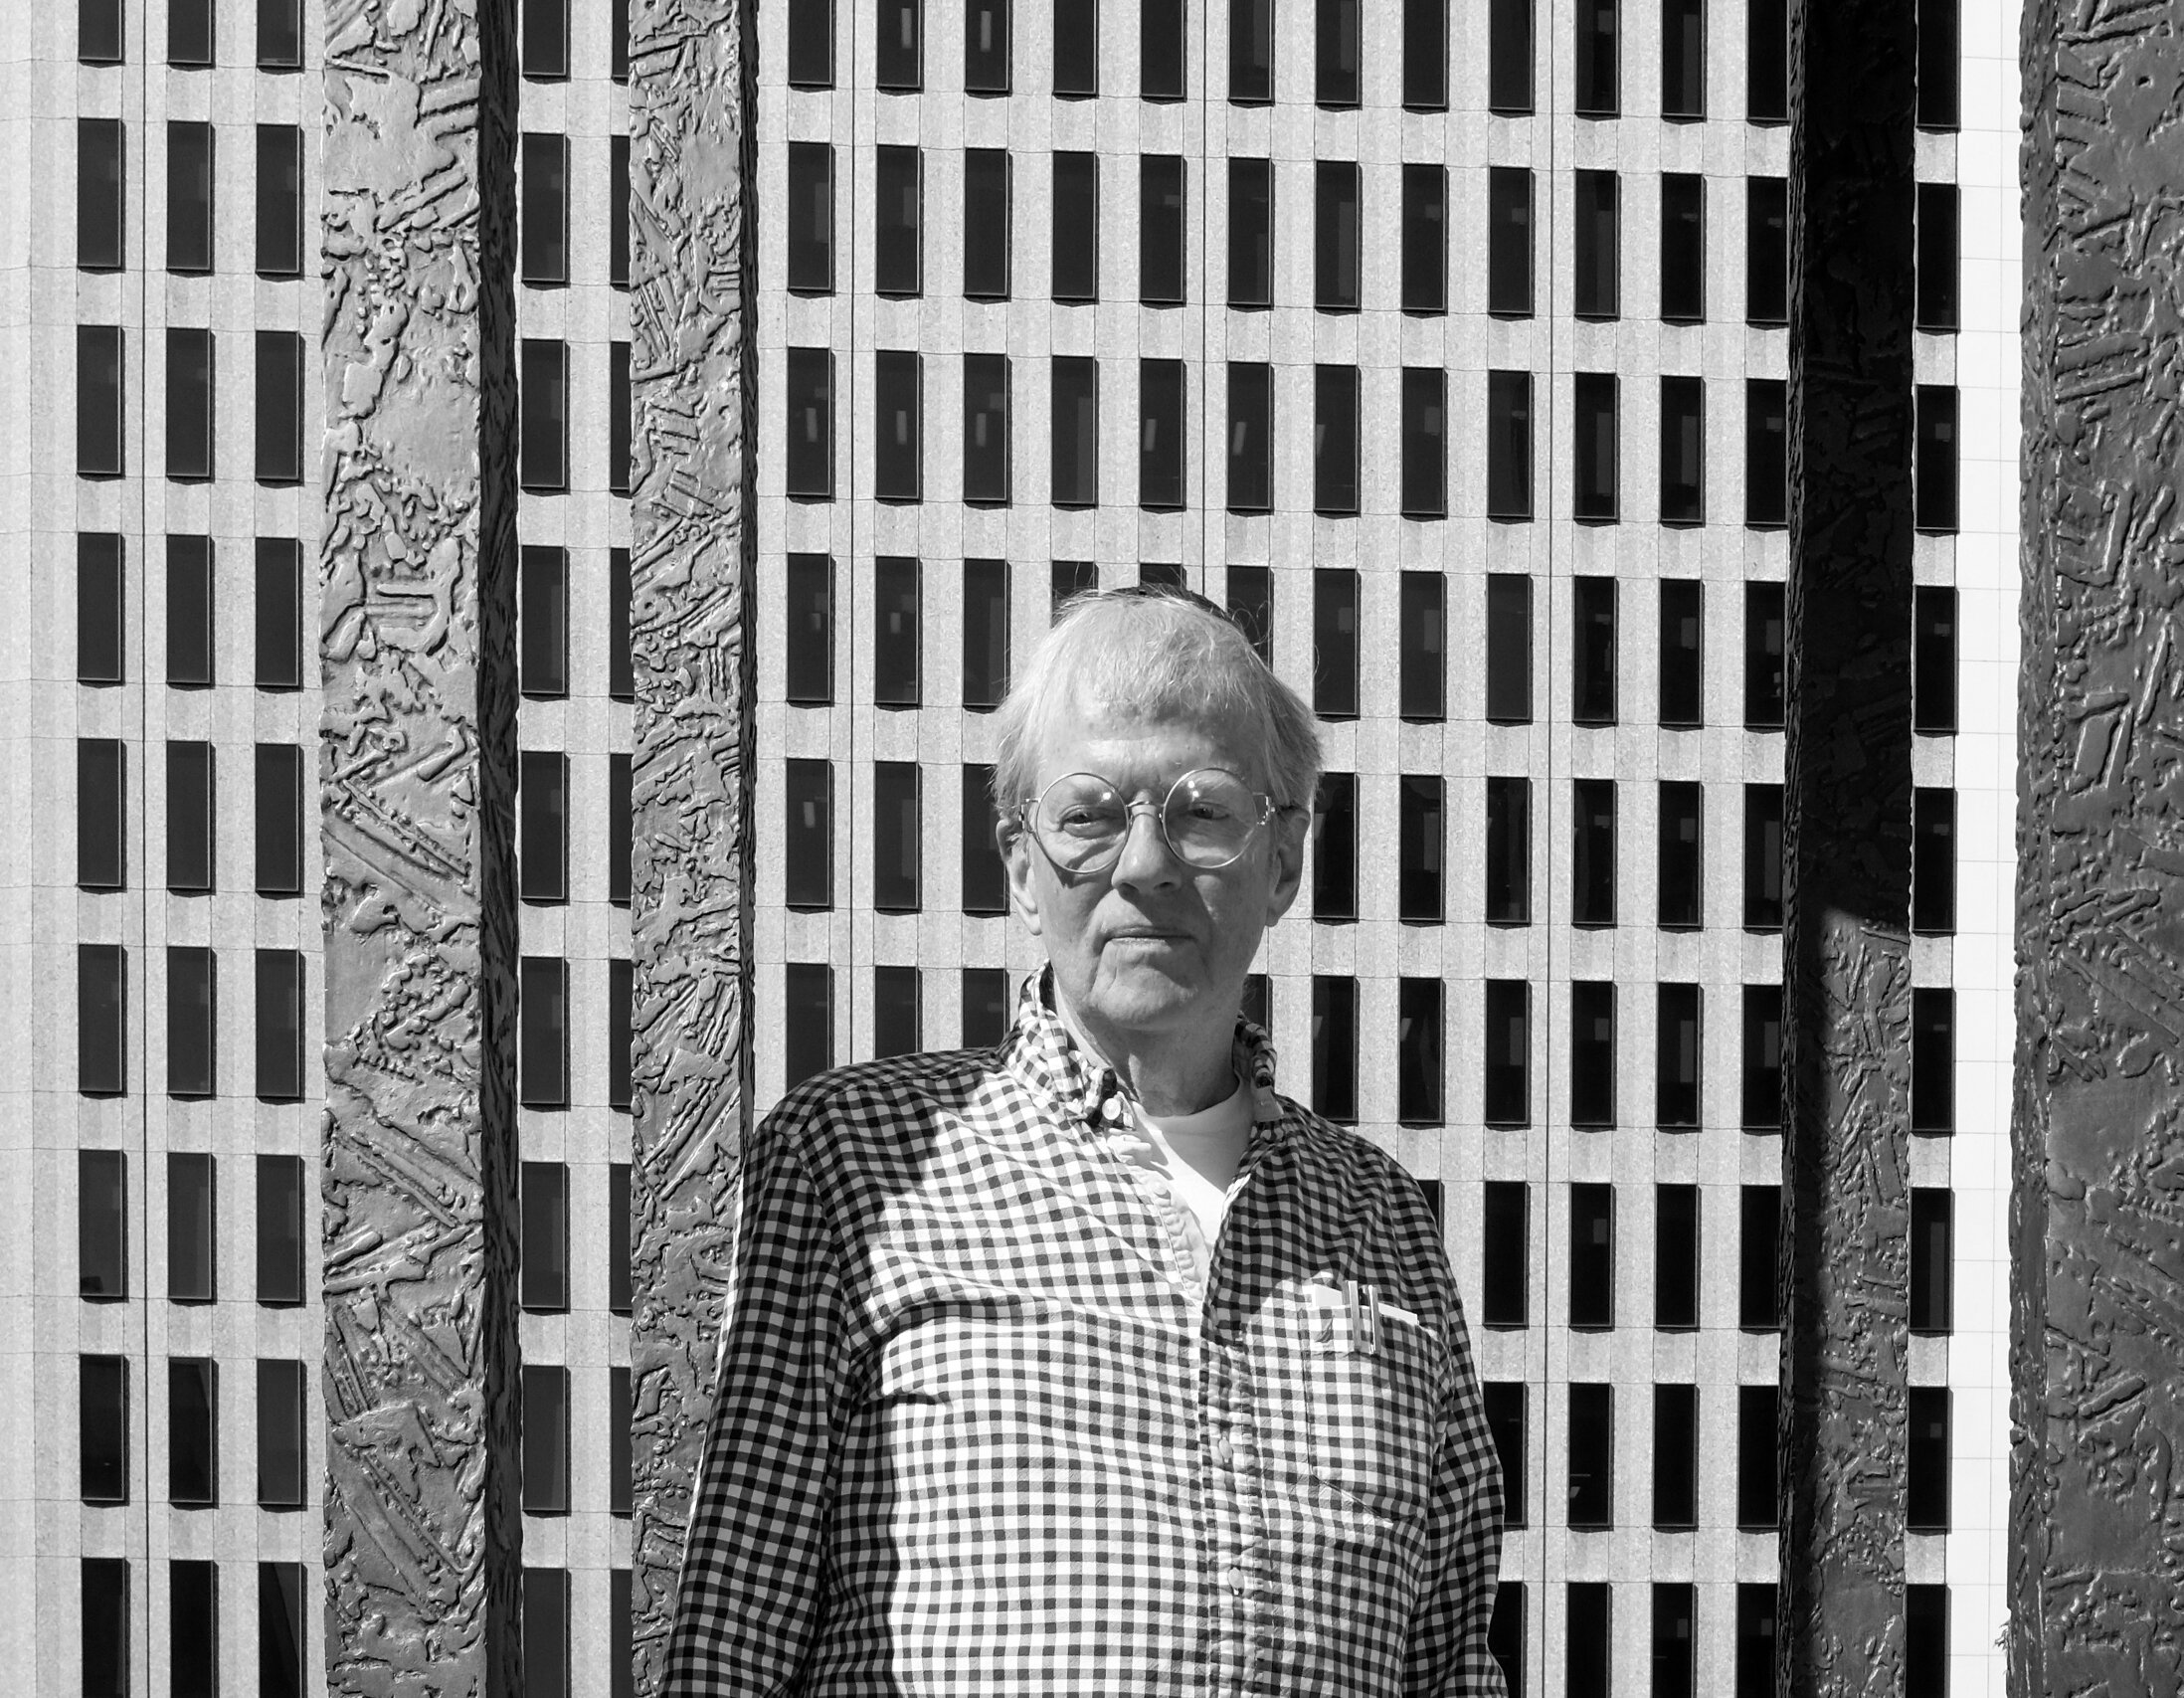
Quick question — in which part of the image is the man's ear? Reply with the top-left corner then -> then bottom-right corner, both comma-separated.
1262,805 -> 1308,926
1001,819 -> 1044,937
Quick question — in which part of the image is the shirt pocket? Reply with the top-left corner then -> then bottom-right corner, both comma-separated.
1297,1281 -> 1447,1525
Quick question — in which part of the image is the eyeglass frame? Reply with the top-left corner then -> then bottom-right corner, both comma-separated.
1011,766 -> 1300,875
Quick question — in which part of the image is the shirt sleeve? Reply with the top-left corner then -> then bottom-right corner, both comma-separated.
1403,1300 -> 1509,1698
662,1114 -> 848,1698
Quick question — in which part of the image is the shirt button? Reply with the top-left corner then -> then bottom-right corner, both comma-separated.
1210,1433 -> 1233,1466
1224,1564 -> 1246,1596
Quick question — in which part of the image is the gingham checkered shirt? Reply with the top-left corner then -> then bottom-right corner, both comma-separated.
665,974 -> 1506,1696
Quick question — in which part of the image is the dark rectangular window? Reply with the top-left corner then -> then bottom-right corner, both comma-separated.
260,1563 -> 307,1698
1485,574 -> 1533,723
609,1571 -> 636,1698
1737,1385 -> 1779,1527
1051,355 -> 1100,507
260,0 -> 303,64
1312,772 -> 1358,920
1746,176 -> 1788,324
523,1366 -> 570,1512
1487,370 -> 1533,520
1661,174 -> 1704,322
608,957 -> 633,1111
81,943 -> 127,1094
1240,973 -> 1270,1033
786,347 -> 833,497
1397,978 -> 1443,1124
1316,0 -> 1358,103
1228,158 -> 1273,307
874,966 -> 922,1058
1483,776 -> 1530,926
1224,361 -> 1272,513
608,1162 -> 633,1313
874,762 -> 922,912
256,330 -> 304,482
1570,980 -> 1614,1127
171,1560 -> 218,1698
966,0 -> 1008,90
1490,1584 -> 1527,1698
80,118 -> 125,271
256,1154 -> 304,1306
1572,578 -> 1616,724
1396,573 -> 1446,721
520,338 -> 568,490
1050,0 -> 1096,89
1141,0 -> 1183,96
1911,1187 -> 1953,1333
1907,1588 -> 1947,1698
1401,368 -> 1447,518
1567,1385 -> 1613,1527
1141,155 -> 1185,304
962,765 -> 1006,915
1909,1387 -> 1949,1532
1916,385 -> 1959,532
166,948 -> 217,1097
1741,983 -> 1783,1128
785,554 -> 832,704
875,145 -> 921,296
256,537 -> 303,689
962,967 -> 1011,1047
523,0 -> 568,75
1574,0 -> 1616,112
1483,167 -> 1533,318
788,0 -> 832,84
1746,0 -> 1786,121
80,1149 -> 129,1299
1913,788 -> 1956,934
1572,779 -> 1616,928
1140,358 -> 1184,509
520,545 -> 568,698
1230,0 -> 1271,99
522,1570 -> 570,1698
1744,581 -> 1786,726
168,1358 -> 216,1504
877,0 -> 921,87
1737,1586 -> 1779,1698
964,148 -> 1010,298
874,350 -> 923,501
1572,372 -> 1618,520
1914,585 -> 1957,733
1568,1183 -> 1613,1330
1315,161 -> 1360,310
610,548 -> 634,701
1052,152 -> 1098,301
964,355 -> 1010,505
521,131 -> 568,284
520,752 -> 568,905
1573,170 -> 1618,318
1745,378 -> 1787,526
963,560 -> 1010,709
1052,560 -> 1099,613
611,133 -> 631,286
1219,565 -> 1271,666
610,1365 -> 634,1516
1658,581 -> 1704,726
79,532 -> 125,683
1916,0 -> 1958,127
1313,569 -> 1359,719
1659,374 -> 1705,524
1653,1584 -> 1696,1698
82,0 -> 125,63
873,556 -> 920,706
256,1358 -> 305,1507
82,1355 -> 129,1501
1403,0 -> 1446,107
165,535 -> 215,689
610,340 -> 632,494
1656,1183 -> 1699,1328
609,752 -> 633,907
1740,1184 -> 1781,1329
254,950 -> 304,1100
1657,982 -> 1701,1127
1912,986 -> 1954,1134
1483,1383 -> 1526,1527
1743,783 -> 1783,929
1482,1180 -> 1529,1328
166,1151 -> 216,1297
1488,0 -> 1533,112
1653,1385 -> 1698,1528
1663,0 -> 1704,115
1397,163 -> 1447,314
168,120 -> 214,274
1314,365 -> 1361,514
1916,180 -> 1959,330
520,956 -> 569,1108
1485,979 -> 1529,1127
79,325 -> 125,476
1398,774 -> 1444,923
166,326 -> 215,479
1310,976 -> 1358,1122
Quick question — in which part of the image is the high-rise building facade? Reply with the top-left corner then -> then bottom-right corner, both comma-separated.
3,0 -> 2033,1693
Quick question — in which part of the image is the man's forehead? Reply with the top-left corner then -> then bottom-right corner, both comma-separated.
1039,690 -> 1258,763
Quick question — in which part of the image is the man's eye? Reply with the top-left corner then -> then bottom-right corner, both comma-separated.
1056,807 -> 1119,833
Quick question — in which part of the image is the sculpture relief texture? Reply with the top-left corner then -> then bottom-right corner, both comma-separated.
625,0 -> 757,1689
1780,2 -> 1916,1691
318,0 -> 522,1692
2015,6 -> 2184,1690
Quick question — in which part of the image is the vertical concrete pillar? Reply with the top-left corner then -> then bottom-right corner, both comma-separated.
317,1 -> 521,1691
1780,0 -> 1917,1688
624,0 -> 758,1690
2014,10 -> 2184,1690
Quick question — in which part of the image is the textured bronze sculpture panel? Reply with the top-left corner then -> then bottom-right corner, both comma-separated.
625,0 -> 758,1689
1780,1 -> 1916,1689
2015,7 -> 2184,1689
318,0 -> 522,1691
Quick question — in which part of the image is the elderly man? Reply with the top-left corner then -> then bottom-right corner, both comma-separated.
666,586 -> 1505,1694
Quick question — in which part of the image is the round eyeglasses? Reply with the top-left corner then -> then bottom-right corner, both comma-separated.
1017,768 -> 1283,874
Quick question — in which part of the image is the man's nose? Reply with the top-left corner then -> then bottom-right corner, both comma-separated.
1111,801 -> 1183,886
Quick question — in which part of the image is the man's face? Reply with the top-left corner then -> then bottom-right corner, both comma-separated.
1002,690 -> 1306,1045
